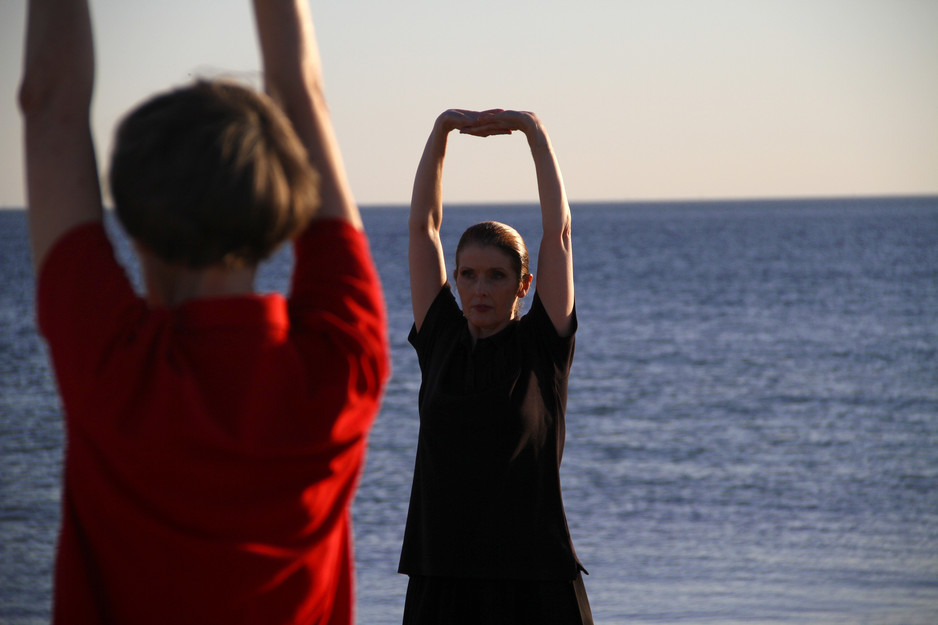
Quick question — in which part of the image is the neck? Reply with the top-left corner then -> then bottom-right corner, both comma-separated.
139,251 -> 257,308
466,315 -> 516,343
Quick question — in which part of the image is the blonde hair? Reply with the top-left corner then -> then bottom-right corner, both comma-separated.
456,221 -> 530,317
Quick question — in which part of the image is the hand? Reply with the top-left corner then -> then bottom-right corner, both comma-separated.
435,109 -> 497,134
458,110 -> 539,138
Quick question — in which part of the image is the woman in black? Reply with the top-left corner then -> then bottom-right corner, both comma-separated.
401,109 -> 592,624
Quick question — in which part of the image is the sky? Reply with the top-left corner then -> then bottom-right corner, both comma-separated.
2,0 -> 937,208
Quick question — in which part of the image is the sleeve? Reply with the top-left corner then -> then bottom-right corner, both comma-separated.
526,291 -> 577,375
36,222 -> 147,397
288,219 -> 390,438
407,284 -> 461,367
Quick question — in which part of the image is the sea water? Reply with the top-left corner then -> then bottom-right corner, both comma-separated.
1,198 -> 937,624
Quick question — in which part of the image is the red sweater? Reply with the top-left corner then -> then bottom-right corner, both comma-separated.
38,219 -> 389,625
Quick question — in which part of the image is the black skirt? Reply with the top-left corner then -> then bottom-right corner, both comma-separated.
402,573 -> 593,625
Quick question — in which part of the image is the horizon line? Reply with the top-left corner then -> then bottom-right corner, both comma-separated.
3,193 -> 938,211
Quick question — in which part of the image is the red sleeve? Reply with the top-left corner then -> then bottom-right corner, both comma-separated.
36,222 -> 147,399
288,219 -> 390,441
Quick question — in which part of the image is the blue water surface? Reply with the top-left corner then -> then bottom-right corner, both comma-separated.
1,197 -> 936,624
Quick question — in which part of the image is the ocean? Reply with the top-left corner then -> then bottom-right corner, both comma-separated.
1,197 -> 937,624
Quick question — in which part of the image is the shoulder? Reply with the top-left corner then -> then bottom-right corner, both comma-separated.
38,221 -> 123,318
38,220 -> 110,279
522,291 -> 577,337
294,217 -> 372,264
290,217 -> 386,328
519,291 -> 577,370
38,221 -> 147,380
408,285 -> 462,348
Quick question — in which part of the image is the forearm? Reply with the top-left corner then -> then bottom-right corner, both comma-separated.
523,117 -> 574,333
526,123 -> 571,241
20,0 -> 102,270
20,0 -> 94,112
251,0 -> 360,228
408,117 -> 451,328
409,120 -> 449,236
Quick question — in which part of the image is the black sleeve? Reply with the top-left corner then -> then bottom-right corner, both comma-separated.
408,284 -> 462,366
524,291 -> 577,373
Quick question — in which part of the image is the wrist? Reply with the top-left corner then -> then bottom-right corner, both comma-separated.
515,112 -> 544,143
435,110 -> 467,135
526,124 -> 551,151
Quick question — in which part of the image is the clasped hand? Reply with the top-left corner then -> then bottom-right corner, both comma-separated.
438,109 -> 539,138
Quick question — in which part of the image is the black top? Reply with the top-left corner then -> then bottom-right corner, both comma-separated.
399,286 -> 584,580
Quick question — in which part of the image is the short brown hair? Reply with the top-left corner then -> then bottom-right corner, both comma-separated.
109,80 -> 319,268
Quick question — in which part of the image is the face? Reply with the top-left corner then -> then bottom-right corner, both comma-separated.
454,244 -> 532,339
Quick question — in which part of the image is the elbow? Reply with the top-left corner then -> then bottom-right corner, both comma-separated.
17,72 -> 49,118
407,214 -> 425,237
562,210 -> 572,240
18,79 -> 93,133
18,58 -> 93,119
408,209 -> 442,236
544,206 -> 572,243
548,215 -> 573,256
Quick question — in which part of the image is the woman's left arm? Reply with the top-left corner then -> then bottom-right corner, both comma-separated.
526,115 -> 574,336
464,110 -> 573,334
512,113 -> 574,336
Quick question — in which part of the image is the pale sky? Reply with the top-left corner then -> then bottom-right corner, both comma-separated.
2,0 -> 937,208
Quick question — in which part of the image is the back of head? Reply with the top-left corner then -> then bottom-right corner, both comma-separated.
456,221 -> 530,281
110,80 -> 319,269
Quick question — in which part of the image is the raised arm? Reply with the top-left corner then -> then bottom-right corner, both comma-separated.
19,0 -> 103,271
409,109 -> 490,330
252,0 -> 360,229
525,115 -> 574,336
468,111 -> 574,335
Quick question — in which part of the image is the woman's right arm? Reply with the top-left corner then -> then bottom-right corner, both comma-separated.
409,110 -> 485,330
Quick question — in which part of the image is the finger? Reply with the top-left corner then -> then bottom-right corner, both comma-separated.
460,128 -> 513,137
469,120 -> 512,132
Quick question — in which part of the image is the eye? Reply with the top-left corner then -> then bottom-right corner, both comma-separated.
491,270 -> 506,280
459,269 -> 475,279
